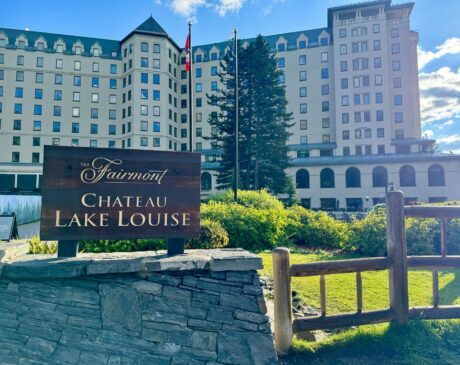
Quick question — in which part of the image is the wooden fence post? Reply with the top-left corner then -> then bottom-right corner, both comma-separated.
273,247 -> 293,355
386,190 -> 409,324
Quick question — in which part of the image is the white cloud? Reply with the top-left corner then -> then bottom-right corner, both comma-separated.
262,5 -> 272,15
168,0 -> 244,18
418,37 -> 460,70
423,130 -> 434,138
419,66 -> 460,124
435,134 -> 460,145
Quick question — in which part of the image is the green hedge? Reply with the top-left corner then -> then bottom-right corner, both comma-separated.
185,219 -> 229,249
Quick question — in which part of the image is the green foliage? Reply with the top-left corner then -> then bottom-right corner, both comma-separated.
406,218 -> 437,255
28,236 -> 57,254
79,239 -> 167,253
209,189 -> 284,210
350,207 -> 387,256
185,219 -> 229,249
207,35 -> 293,193
201,201 -> 292,250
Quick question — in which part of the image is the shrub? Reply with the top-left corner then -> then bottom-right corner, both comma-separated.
79,239 -> 167,253
201,201 -> 291,250
28,236 -> 57,254
186,219 -> 229,249
406,218 -> 437,255
294,210 -> 350,249
209,189 -> 285,210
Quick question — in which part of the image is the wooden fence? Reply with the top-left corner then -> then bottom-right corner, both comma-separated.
273,190 -> 460,354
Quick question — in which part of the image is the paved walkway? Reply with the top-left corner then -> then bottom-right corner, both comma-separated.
17,220 -> 40,239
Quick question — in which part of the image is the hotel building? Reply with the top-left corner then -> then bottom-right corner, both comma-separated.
0,0 -> 459,210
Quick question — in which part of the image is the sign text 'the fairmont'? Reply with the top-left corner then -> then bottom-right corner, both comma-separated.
40,146 -> 201,241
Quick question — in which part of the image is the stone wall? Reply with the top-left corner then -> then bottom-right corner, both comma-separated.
0,243 -> 277,365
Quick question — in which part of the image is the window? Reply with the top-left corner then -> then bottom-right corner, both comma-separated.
196,83 -> 202,92
109,110 -> 116,120
33,120 -> 41,131
153,106 -> 160,116
14,103 -> 22,114
196,128 -> 202,137
376,110 -> 384,121
391,28 -> 400,38
141,57 -> 148,67
392,43 -> 400,54
322,101 -> 329,112
16,55 -> 24,66
340,61 -> 347,72
392,60 -> 401,71
341,78 -> 348,89
394,95 -> 402,106
32,137 -> 40,147
339,28 -> 347,38
299,87 -> 307,97
153,90 -> 161,100
15,87 -> 23,98
375,75 -> 382,85
364,128 -> 371,138
12,136 -> 21,146
373,24 -> 380,33
378,145 -> 385,155
211,52 -> 217,61
341,95 -> 349,106
277,58 -> 285,68
354,94 -> 361,105
377,128 -> 384,138
55,74 -> 62,84
211,81 -> 217,91
141,89 -> 148,99
395,112 -> 403,123
321,85 -> 329,95
152,74 -> 160,85
91,108 -> 98,118
12,152 -> 20,163
320,37 -> 328,47
393,77 -> 402,88
300,103 -> 307,114
353,59 -> 359,71
299,55 -> 306,65
72,122 -> 80,133
110,64 -> 117,74
355,112 -> 362,123
72,107 -> 80,117
73,76 -> 81,86
277,43 -> 285,52
36,57 -> 44,67
141,42 -> 148,52
342,130 -> 350,140
374,57 -> 381,68
110,79 -> 117,89
342,113 -> 349,124
428,164 -> 445,186
201,172 -> 212,191
152,122 -> 161,132
363,93 -> 370,104
35,89 -> 43,99
320,168 -> 335,188
196,68 -> 202,78
296,169 -> 309,189
400,165 -> 416,187
153,43 -> 160,53
74,60 -> 81,70
195,54 -> 202,63
53,106 -> 61,116
340,44 -> 347,55
210,66 -> 218,76
298,40 -> 306,49
376,92 -> 383,104
321,52 -> 328,62
373,40 -> 381,51
90,124 -> 98,134
299,71 -> 307,81
346,167 -> 361,188
16,71 -> 24,82
34,105 -> 42,115
321,68 -> 329,79
300,120 -> 307,130
92,78 -> 99,88
395,129 -> 404,139
53,121 -> 61,132
322,118 -> 330,128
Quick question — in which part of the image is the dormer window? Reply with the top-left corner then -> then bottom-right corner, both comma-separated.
56,44 -> 63,53
37,42 -> 44,50
196,54 -> 202,63
75,46 -> 82,55
277,43 -> 286,52
320,37 -> 328,47
111,51 -> 118,57
0,38 -> 6,47
298,40 -> 307,49
210,52 -> 218,61
18,40 -> 26,49
93,48 -> 100,56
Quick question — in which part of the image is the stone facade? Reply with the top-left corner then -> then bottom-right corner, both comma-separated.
0,243 -> 277,365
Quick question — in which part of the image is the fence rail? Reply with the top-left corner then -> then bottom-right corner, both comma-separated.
273,190 -> 460,355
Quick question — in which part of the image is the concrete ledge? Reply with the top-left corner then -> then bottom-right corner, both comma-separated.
0,242 -> 263,279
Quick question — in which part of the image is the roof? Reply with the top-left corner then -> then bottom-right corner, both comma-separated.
289,143 -> 337,151
192,27 -> 330,62
327,0 -> 414,28
0,27 -> 120,59
292,153 -> 460,167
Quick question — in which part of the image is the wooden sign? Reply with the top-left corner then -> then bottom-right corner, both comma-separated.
40,146 -> 201,241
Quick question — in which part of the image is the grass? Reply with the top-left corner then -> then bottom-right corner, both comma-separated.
259,250 -> 460,364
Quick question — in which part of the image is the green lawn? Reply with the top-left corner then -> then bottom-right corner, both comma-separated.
259,250 -> 460,364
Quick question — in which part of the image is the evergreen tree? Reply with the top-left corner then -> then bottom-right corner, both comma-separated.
207,35 -> 293,194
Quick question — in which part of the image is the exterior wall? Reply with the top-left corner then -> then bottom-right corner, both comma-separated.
289,158 -> 460,210
0,244 -> 277,365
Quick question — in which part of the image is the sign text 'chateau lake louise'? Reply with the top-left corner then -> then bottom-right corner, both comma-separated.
40,146 -> 201,240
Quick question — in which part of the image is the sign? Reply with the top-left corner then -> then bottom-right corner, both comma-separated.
0,213 -> 19,241
40,146 -> 201,241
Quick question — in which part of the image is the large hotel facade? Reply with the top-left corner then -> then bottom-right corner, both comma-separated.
1,0 -> 459,211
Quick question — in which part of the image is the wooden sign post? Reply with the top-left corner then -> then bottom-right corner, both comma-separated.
40,146 -> 201,257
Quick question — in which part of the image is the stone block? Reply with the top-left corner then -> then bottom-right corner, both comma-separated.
191,331 -> 217,351
183,276 -> 199,287
141,328 -> 168,343
162,285 -> 192,302
145,273 -> 181,287
234,309 -> 269,324
207,307 -> 234,325
243,285 -> 263,296
25,337 -> 57,356
52,345 -> 81,365
99,284 -> 142,337
181,347 -> 218,362
188,319 -> 222,331
142,311 -> 188,326
193,291 -> 220,305
220,293 -> 259,312
132,280 -> 163,295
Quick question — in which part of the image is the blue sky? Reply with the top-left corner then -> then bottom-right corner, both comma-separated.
1,0 -> 459,152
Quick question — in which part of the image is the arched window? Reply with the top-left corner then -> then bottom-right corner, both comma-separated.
201,172 -> 212,191
372,166 -> 388,188
296,169 -> 309,189
320,168 -> 335,188
428,164 -> 445,186
400,165 -> 416,187
345,167 -> 361,188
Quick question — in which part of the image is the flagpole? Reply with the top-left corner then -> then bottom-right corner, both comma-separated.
188,21 -> 193,153
233,28 -> 239,202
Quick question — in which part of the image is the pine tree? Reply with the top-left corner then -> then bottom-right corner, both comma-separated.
207,35 -> 293,194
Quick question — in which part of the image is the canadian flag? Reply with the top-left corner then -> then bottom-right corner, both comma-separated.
185,34 -> 190,72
